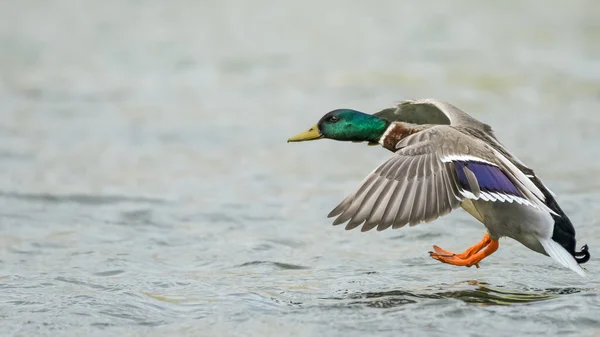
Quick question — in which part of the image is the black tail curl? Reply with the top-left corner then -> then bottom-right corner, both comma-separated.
574,244 -> 590,264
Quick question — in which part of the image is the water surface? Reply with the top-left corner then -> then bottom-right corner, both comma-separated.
1,1 -> 600,336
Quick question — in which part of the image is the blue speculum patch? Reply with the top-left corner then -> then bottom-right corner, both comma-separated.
455,161 -> 522,197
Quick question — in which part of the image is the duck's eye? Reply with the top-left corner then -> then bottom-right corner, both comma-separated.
328,115 -> 339,123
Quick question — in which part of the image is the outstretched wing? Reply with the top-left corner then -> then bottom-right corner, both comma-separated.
328,125 -> 553,232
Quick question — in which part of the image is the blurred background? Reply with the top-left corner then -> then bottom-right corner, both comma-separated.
1,0 -> 600,336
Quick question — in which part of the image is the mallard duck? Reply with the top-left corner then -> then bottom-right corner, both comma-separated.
288,99 -> 590,276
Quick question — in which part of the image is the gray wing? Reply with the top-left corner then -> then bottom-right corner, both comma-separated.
328,128 -> 463,232
328,125 -> 555,232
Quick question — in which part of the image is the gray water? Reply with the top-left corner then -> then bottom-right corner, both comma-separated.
1,1 -> 600,336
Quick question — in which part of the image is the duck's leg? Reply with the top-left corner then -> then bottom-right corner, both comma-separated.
429,233 -> 498,268
430,240 -> 499,268
430,233 -> 491,259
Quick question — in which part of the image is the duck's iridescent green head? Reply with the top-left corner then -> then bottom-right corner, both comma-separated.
288,109 -> 390,144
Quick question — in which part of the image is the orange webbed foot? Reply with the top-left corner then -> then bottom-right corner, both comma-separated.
429,233 -> 498,268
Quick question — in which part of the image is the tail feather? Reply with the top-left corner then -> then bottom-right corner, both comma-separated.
540,238 -> 586,277
528,175 -> 591,265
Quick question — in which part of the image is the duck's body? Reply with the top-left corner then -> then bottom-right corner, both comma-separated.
288,99 -> 589,276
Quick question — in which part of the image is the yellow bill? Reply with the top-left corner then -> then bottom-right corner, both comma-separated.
287,124 -> 322,142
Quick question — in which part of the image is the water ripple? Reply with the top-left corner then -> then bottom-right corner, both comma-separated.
326,281 -> 590,308
235,261 -> 311,270
0,191 -> 167,205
